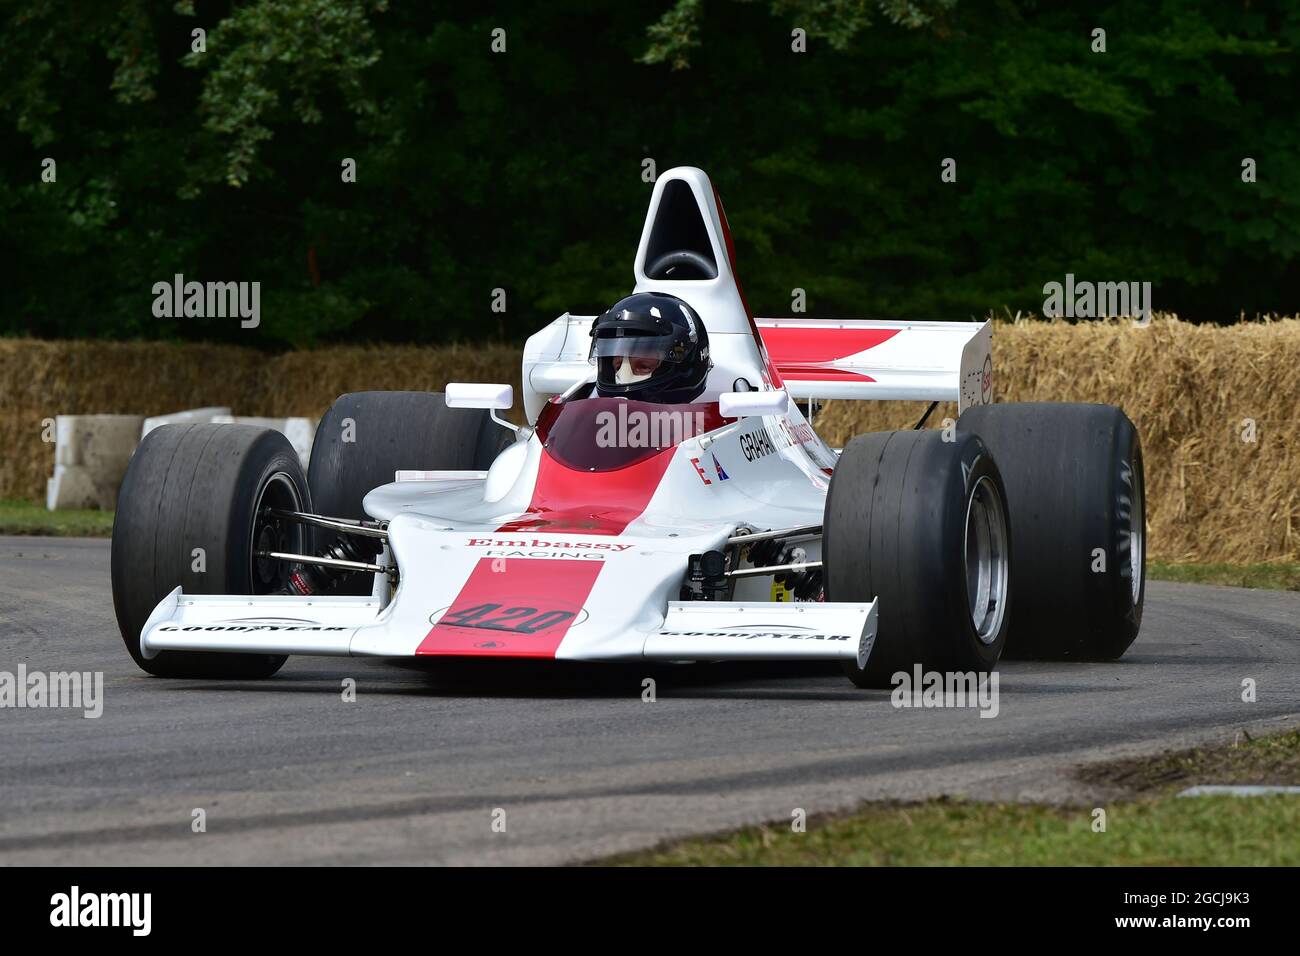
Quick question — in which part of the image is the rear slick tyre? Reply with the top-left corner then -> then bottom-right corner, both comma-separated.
958,402 -> 1144,660
306,391 -> 513,594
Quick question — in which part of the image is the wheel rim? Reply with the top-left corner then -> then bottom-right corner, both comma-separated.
964,476 -> 1009,645
249,472 -> 304,594
1128,463 -> 1145,605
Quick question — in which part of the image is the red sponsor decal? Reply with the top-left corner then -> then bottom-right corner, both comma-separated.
759,326 -> 900,375
772,366 -> 877,382
417,558 -> 602,657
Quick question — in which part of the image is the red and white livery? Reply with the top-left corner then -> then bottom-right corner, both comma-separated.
114,167 -> 1146,687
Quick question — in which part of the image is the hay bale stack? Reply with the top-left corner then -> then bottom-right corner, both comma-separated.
256,344 -> 523,419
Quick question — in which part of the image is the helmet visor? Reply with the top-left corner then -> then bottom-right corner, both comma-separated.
590,335 -> 681,388
589,334 -> 683,367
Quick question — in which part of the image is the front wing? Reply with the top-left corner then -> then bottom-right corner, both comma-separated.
140,588 -> 876,667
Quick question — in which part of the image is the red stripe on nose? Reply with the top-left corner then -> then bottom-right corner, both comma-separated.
417,557 -> 603,657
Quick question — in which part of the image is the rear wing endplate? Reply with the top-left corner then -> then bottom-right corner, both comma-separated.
755,318 -> 993,411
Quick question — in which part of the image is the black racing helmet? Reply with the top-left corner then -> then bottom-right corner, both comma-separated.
588,292 -> 711,404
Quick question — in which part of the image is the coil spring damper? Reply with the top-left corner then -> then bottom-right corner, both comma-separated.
281,535 -> 376,596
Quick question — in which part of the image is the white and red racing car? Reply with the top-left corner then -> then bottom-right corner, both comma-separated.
112,167 -> 1145,687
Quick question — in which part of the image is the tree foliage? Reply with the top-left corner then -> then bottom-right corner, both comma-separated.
2,0 -> 1297,347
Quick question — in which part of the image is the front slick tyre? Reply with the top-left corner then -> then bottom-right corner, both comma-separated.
825,430 -> 1011,689
111,423 -> 309,678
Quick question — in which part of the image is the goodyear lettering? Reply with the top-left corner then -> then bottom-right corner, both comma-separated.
157,625 -> 347,632
659,631 -> 852,641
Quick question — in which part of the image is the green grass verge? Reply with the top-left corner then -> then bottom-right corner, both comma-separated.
1078,728 -> 1300,794
612,730 -> 1300,866
619,795 -> 1299,866
0,498 -> 115,537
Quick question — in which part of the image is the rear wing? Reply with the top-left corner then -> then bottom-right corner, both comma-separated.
756,318 -> 993,411
521,314 -> 994,423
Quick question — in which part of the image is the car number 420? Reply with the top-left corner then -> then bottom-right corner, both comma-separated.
439,603 -> 576,634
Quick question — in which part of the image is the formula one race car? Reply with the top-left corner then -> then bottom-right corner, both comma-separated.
111,167 -> 1146,688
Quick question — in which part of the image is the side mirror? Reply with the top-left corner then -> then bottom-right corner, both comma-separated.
445,383 -> 513,410
445,383 -> 529,442
718,389 -> 789,419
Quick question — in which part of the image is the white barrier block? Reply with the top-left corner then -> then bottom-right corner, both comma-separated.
47,414 -> 144,510
282,417 -> 316,469
46,466 -> 102,510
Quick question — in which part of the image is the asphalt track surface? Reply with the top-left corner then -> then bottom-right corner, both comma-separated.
1,535 -> 1297,865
